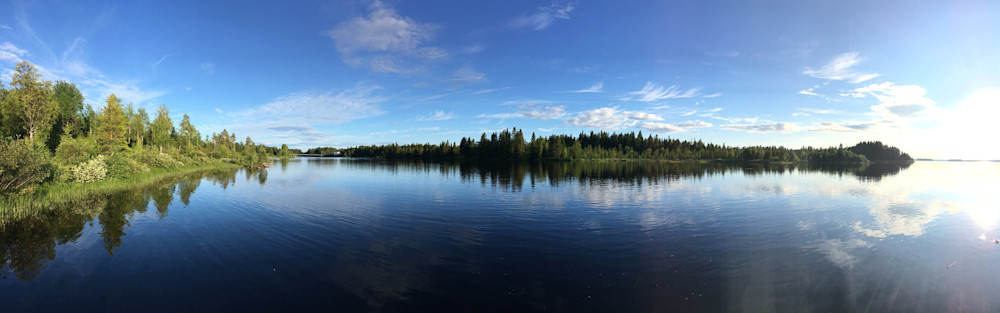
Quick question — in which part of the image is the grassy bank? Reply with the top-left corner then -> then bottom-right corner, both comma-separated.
0,162 -> 240,226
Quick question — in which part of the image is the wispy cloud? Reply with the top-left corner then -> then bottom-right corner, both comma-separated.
237,85 -> 385,125
572,81 -> 603,93
794,108 -> 842,116
471,87 -> 508,95
478,103 -> 566,120
621,82 -> 701,102
266,125 -> 331,143
808,121 -> 880,133
722,122 -> 801,133
0,42 -> 27,62
450,65 -> 487,85
200,62 -> 214,75
510,3 -> 575,31
851,82 -> 936,119
0,24 -> 11,30
326,1 -> 445,73
79,78 -> 168,105
417,110 -> 454,121
152,55 -> 169,68
638,120 -> 712,133
215,86 -> 386,147
803,52 -> 880,83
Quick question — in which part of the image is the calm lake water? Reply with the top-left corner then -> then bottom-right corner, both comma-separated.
3,159 -> 1000,312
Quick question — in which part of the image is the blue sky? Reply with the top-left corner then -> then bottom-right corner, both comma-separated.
1,0 -> 998,159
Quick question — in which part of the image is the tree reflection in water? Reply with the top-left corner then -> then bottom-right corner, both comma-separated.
0,167 -> 267,281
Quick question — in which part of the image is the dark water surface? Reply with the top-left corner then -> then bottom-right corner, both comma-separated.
3,159 -> 1000,312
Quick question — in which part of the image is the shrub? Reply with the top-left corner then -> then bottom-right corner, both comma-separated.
106,153 -> 150,178
0,138 -> 53,196
151,152 -> 184,169
54,136 -> 97,167
70,155 -> 108,183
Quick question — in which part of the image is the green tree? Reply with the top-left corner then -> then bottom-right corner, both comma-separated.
7,61 -> 57,142
150,105 -> 173,151
96,94 -> 128,154
130,107 -> 149,148
178,114 -> 198,148
46,81 -> 85,150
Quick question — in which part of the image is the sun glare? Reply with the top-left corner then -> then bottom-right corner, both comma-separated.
922,87 -> 1000,160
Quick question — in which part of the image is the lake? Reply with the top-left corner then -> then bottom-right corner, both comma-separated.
3,159 -> 1000,312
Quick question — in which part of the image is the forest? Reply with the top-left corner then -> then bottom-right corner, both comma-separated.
0,61 -> 292,197
339,128 -> 913,163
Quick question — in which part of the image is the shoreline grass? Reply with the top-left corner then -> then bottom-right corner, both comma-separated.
0,162 -> 241,226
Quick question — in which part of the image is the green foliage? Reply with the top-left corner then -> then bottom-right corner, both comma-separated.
151,152 -> 184,169
848,141 -> 913,162
0,138 -> 52,195
150,105 -> 173,149
54,135 -> 97,167
96,94 -> 128,154
341,129 -> 913,164
70,155 -> 108,183
106,154 -> 150,179
5,61 -> 57,142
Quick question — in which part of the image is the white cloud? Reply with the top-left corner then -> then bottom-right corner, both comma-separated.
519,104 -> 565,120
510,4 -> 575,31
0,24 -> 11,30
803,52 -> 880,83
566,107 -> 625,129
622,82 -> 701,102
572,81 -> 603,93
795,108 -> 842,115
326,1 -> 445,73
852,82 -> 936,118
0,42 -> 26,61
638,120 -> 712,133
722,122 -> 801,133
566,107 -> 715,131
798,90 -> 819,96
417,110 -> 454,121
623,111 -> 663,121
477,103 -> 566,120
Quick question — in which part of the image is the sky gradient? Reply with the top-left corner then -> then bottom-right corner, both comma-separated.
1,0 -> 998,159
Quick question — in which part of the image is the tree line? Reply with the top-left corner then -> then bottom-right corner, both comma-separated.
338,128 -> 913,163
0,60 -> 287,196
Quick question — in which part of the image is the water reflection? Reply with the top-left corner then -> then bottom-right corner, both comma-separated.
307,158 -> 911,190
4,158 -> 1000,311
0,167 -> 266,281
